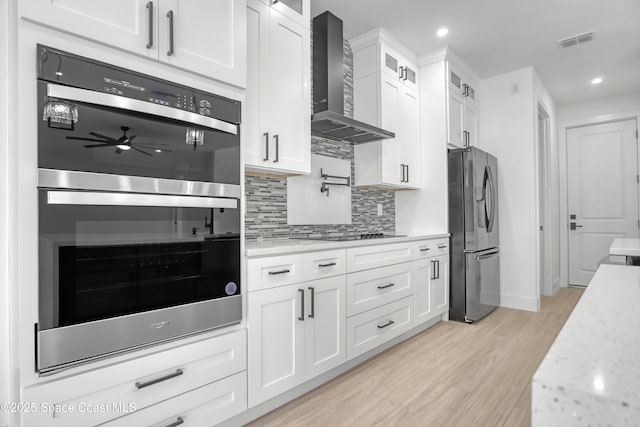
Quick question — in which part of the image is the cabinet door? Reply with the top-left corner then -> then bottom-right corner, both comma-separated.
22,0 -> 157,58
432,255 -> 449,315
268,9 -> 311,174
380,74 -> 403,185
248,284 -> 305,407
464,101 -> 477,147
160,0 -> 247,87
400,86 -> 420,188
413,258 -> 434,325
304,276 -> 346,379
269,0 -> 310,29
245,0 -> 271,168
447,89 -> 465,148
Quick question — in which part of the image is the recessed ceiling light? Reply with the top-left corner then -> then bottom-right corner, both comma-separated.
155,149 -> 162,153
436,28 -> 449,38
591,77 -> 603,85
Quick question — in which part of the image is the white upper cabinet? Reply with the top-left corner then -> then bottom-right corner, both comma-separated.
159,0 -> 246,87
21,0 -> 247,87
245,0 -> 311,175
447,61 -> 478,148
267,0 -> 310,29
351,29 -> 421,190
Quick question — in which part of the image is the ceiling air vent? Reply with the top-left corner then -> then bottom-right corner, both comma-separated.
558,31 -> 596,48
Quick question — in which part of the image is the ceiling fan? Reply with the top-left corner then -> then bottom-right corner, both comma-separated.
66,126 -> 171,156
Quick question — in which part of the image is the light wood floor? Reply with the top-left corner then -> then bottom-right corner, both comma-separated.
246,287 -> 584,427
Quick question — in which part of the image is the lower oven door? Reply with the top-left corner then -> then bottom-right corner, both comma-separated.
38,189 -> 242,373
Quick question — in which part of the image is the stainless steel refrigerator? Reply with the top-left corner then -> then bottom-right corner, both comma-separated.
448,147 -> 500,322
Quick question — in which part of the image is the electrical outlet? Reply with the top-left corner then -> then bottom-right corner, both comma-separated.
377,204 -> 383,216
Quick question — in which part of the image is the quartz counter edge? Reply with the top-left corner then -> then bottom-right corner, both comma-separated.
609,237 -> 640,257
245,234 -> 450,257
531,264 -> 640,426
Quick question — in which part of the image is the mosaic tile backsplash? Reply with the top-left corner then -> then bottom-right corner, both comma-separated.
245,39 -> 396,241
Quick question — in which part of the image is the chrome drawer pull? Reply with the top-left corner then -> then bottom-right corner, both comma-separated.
377,320 -> 395,329
420,248 -> 431,252
268,269 -> 290,275
135,369 -> 183,389
163,417 -> 185,427
318,262 -> 337,268
437,244 -> 448,249
377,283 -> 395,290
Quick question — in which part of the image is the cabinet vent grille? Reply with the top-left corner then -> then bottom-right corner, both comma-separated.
558,31 -> 596,48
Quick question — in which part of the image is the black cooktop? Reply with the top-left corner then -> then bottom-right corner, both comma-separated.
298,233 -> 407,242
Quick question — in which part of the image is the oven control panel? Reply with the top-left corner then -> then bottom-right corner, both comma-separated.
38,44 -> 240,124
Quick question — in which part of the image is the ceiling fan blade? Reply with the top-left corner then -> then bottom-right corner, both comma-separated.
134,142 -> 171,146
66,136 -> 112,143
89,132 -> 118,142
127,135 -> 137,143
132,146 -> 153,156
84,143 -> 118,148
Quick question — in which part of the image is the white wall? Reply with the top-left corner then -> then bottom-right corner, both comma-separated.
557,93 -> 640,287
1,1 -> 11,425
477,67 -> 540,311
533,70 -> 561,295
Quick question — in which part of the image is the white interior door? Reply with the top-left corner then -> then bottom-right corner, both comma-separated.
567,119 -> 639,286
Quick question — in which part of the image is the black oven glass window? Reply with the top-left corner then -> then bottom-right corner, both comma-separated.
38,82 -> 240,185
38,190 -> 241,330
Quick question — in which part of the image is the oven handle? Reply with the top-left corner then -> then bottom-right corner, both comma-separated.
46,83 -> 238,135
47,191 -> 238,209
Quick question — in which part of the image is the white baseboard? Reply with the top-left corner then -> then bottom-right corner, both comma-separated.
499,293 -> 540,312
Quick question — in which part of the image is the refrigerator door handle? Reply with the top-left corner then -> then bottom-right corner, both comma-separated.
486,165 -> 496,233
475,251 -> 499,262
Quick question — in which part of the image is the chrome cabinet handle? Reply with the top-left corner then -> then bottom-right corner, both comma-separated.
298,289 -> 305,321
377,283 -> 395,290
135,369 -> 183,389
420,248 -> 431,252
431,260 -> 436,280
377,320 -> 395,329
318,262 -> 336,268
400,164 -> 406,182
163,417 -> 185,427
436,260 -> 440,279
273,134 -> 279,163
263,132 -> 269,161
166,10 -> 175,56
462,83 -> 469,97
403,67 -> 408,81
308,287 -> 315,318
398,66 -> 404,80
268,269 -> 290,275
406,164 -> 409,182
437,244 -> 447,249
146,2 -> 154,49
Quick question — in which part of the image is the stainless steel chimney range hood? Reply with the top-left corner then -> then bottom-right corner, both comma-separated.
311,12 -> 395,144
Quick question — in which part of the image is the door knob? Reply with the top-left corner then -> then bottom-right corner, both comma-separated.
570,222 -> 583,230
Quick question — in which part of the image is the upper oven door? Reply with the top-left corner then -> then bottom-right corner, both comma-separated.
37,81 -> 240,186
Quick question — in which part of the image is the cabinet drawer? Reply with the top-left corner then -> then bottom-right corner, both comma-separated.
22,330 -> 246,427
303,249 -> 346,281
346,243 -> 413,273
347,262 -> 413,316
414,238 -> 449,259
247,254 -> 304,291
346,297 -> 413,360
103,371 -> 247,427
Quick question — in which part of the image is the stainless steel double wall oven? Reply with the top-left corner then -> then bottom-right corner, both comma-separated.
36,45 -> 242,373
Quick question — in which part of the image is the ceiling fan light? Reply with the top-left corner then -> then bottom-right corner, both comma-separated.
116,144 -> 132,151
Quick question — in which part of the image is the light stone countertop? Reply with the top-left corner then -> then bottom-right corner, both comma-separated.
532,264 -> 640,426
245,233 -> 449,257
610,238 -> 640,257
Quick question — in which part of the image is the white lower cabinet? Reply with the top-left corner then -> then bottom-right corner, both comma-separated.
102,372 -> 247,427
248,275 -> 346,407
22,330 -> 247,427
346,296 -> 413,360
414,243 -> 450,326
